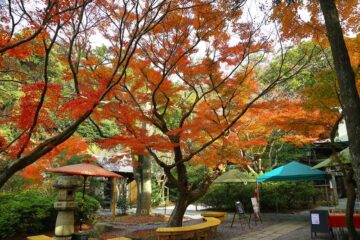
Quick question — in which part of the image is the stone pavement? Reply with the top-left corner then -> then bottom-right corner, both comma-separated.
104,205 -> 350,239
102,206 -> 315,239
227,221 -> 308,240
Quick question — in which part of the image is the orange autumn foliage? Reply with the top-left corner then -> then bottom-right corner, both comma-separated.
271,1 -> 359,43
93,1 -> 331,173
1,1 -> 355,211
0,1 -> 178,186
22,136 -> 89,181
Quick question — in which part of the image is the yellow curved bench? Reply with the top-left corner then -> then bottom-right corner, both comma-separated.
201,212 -> 227,222
156,217 -> 221,240
27,236 -> 52,240
107,238 -> 132,240
108,238 -> 132,240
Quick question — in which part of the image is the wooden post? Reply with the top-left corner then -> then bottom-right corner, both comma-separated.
112,177 -> 117,222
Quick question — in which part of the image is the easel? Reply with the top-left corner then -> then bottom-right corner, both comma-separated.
231,201 -> 250,228
249,197 -> 262,224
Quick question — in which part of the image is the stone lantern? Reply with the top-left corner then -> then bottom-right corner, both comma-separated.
53,175 -> 79,240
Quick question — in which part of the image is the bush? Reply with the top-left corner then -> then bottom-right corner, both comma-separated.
117,179 -> 130,214
260,181 -> 319,211
0,190 -> 100,239
151,178 -> 162,207
0,191 -> 57,238
199,181 -> 318,212
199,183 -> 255,212
75,192 -> 100,225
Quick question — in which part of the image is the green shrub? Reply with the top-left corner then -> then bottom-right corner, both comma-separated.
0,190 -> 100,239
199,181 -> 318,212
199,183 -> 255,212
151,178 -> 162,207
260,181 -> 318,211
0,191 -> 56,238
117,193 -> 129,214
114,178 -> 129,214
75,192 -> 100,225
0,175 -> 32,193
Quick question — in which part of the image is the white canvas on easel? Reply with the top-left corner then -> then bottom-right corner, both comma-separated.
250,197 -> 262,223
251,197 -> 259,213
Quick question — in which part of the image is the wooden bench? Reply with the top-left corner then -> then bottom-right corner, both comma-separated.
27,235 -> 52,240
156,217 -> 221,240
200,212 -> 227,223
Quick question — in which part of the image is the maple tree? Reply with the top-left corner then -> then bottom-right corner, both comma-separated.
268,0 -> 360,187
1,0 -> 356,229
93,1 -> 320,226
0,0 -> 187,188
231,42 -> 340,172
244,101 -> 337,164
319,4 -> 360,216
301,36 -> 360,238
268,2 -> 360,238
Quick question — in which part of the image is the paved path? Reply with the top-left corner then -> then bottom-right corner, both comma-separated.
102,206 -> 314,239
228,221 -> 308,240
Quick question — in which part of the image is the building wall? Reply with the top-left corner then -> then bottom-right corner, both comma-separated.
129,180 -> 137,207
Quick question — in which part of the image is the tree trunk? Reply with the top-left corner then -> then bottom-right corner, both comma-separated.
166,167 -> 212,226
168,193 -> 191,227
345,168 -> 357,240
329,115 -> 357,238
319,0 -> 360,189
133,154 -> 152,215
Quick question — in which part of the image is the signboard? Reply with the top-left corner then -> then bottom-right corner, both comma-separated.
251,197 -> 259,214
235,201 -> 245,214
310,210 -> 332,239
231,201 -> 249,228
251,197 -> 261,222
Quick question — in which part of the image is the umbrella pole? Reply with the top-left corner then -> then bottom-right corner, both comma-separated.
227,183 -> 230,203
276,188 -> 279,214
256,182 -> 260,214
80,176 -> 87,231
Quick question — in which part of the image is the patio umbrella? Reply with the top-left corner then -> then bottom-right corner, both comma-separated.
312,147 -> 351,169
213,169 -> 258,212
256,161 -> 330,182
48,162 -> 123,230
256,161 -> 330,213
214,169 -> 256,184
